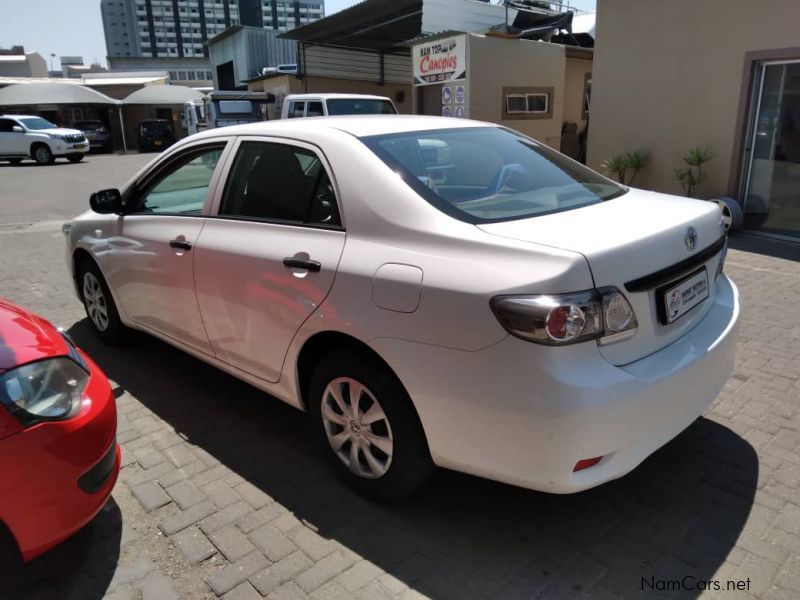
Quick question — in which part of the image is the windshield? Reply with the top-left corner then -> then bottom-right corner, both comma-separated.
326,99 -> 396,115
19,117 -> 57,130
362,127 -> 626,223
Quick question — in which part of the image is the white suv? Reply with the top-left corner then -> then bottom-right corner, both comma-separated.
0,115 -> 89,165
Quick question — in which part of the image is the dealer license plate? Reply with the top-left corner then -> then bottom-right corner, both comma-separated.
661,268 -> 709,324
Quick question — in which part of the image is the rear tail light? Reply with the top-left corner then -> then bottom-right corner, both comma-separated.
491,287 -> 637,346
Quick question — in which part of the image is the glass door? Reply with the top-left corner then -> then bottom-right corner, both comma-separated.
741,60 -> 800,236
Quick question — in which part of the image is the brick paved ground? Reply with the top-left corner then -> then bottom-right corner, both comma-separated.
1,156 -> 800,599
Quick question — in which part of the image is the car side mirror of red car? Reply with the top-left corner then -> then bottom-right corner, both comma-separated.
90,188 -> 123,214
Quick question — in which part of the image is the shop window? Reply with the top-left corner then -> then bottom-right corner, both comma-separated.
501,87 -> 554,121
506,93 -> 548,114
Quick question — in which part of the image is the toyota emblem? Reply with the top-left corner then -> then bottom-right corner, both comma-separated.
685,226 -> 698,251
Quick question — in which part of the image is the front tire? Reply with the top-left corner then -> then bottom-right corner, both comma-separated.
32,144 -> 54,165
309,349 -> 434,500
67,153 -> 84,163
77,258 -> 130,343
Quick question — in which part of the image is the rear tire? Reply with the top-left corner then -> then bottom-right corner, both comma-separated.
77,257 -> 130,343
32,144 -> 54,165
309,349 -> 434,500
67,153 -> 84,163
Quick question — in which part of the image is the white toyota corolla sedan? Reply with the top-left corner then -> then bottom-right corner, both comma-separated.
65,116 -> 740,499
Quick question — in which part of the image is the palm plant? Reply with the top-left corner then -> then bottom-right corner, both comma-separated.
601,149 -> 651,186
674,147 -> 714,197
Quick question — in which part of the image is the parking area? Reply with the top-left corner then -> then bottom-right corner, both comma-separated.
1,155 -> 800,600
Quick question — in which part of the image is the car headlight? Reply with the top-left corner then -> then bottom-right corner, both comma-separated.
48,134 -> 67,141
0,357 -> 88,425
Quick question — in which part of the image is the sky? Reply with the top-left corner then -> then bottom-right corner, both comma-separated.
0,0 -> 596,70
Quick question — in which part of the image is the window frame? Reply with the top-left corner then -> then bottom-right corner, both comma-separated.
207,135 -> 345,231
126,140 -> 232,217
501,86 -> 554,121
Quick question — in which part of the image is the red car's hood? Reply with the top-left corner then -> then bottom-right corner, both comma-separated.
0,298 -> 69,372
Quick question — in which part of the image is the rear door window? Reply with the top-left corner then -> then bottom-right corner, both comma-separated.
219,141 -> 340,227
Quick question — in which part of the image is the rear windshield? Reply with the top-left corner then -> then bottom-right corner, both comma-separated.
326,99 -> 396,115
141,122 -> 171,135
362,126 -> 626,223
75,121 -> 104,130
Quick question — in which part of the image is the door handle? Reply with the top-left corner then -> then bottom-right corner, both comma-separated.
283,257 -> 321,272
169,239 -> 192,251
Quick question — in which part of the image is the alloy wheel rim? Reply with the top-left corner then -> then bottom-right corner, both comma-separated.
36,147 -> 50,162
83,272 -> 109,331
321,377 -> 394,479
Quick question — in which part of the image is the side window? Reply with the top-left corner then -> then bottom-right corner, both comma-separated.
0,119 -> 16,132
306,101 -> 324,117
288,101 -> 305,119
137,146 -> 224,215
219,141 -> 340,227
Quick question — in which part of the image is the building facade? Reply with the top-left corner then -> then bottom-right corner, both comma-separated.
0,52 -> 48,78
101,1 -> 324,60
207,26 -> 297,90
587,0 -> 800,239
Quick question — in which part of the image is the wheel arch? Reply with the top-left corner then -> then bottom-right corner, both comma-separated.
295,331 -> 426,440
72,247 -> 96,301
29,140 -> 52,156
0,518 -> 22,563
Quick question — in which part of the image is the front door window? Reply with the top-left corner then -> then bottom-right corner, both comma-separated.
742,61 -> 800,236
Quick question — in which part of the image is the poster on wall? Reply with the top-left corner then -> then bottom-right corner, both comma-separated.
442,105 -> 452,117
455,106 -> 465,118
455,85 -> 465,104
413,35 -> 466,86
442,86 -> 453,105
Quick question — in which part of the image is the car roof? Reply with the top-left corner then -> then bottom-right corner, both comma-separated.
192,115 -> 496,141
286,93 -> 392,101
1,114 -> 38,119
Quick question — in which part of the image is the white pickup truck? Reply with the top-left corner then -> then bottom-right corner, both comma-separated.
280,94 -> 398,119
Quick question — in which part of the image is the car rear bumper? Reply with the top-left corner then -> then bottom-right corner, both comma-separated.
371,275 -> 740,493
0,351 -> 119,561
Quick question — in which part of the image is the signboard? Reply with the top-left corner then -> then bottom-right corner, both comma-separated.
414,35 -> 466,86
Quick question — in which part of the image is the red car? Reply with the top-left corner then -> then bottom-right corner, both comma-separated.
0,299 -> 119,561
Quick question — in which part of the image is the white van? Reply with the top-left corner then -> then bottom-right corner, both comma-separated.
281,93 -> 398,119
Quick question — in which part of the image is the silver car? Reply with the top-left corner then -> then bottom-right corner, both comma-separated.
66,116 -> 739,499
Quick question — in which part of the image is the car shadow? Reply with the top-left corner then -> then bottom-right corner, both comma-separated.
2,498 -> 122,600
67,320 -> 758,599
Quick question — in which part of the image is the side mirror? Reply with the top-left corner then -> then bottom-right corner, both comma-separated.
11,125 -> 23,133
90,188 -> 123,214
